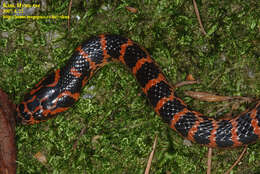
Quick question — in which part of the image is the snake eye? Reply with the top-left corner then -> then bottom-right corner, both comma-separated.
16,103 -> 33,124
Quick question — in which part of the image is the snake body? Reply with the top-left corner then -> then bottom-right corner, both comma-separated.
16,34 -> 260,147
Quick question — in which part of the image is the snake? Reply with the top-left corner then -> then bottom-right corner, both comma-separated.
16,34 -> 260,148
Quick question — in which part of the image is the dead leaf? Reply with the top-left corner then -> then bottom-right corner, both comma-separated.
186,74 -> 195,81
185,91 -> 232,102
34,152 -> 47,164
126,6 -> 138,13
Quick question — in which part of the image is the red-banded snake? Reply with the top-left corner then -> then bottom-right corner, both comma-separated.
16,34 -> 260,148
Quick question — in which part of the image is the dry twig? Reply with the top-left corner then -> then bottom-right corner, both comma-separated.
175,80 -> 199,88
207,147 -> 212,174
145,135 -> 158,174
67,0 -> 73,31
73,126 -> 87,150
224,146 -> 248,174
192,0 -> 207,35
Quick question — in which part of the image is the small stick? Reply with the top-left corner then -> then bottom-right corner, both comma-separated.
145,135 -> 158,174
175,80 -> 199,88
207,147 -> 212,174
73,126 -> 87,150
192,0 -> 207,35
67,0 -> 73,31
224,146 -> 247,174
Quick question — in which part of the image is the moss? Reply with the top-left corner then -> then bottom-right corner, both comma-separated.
0,0 -> 259,173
